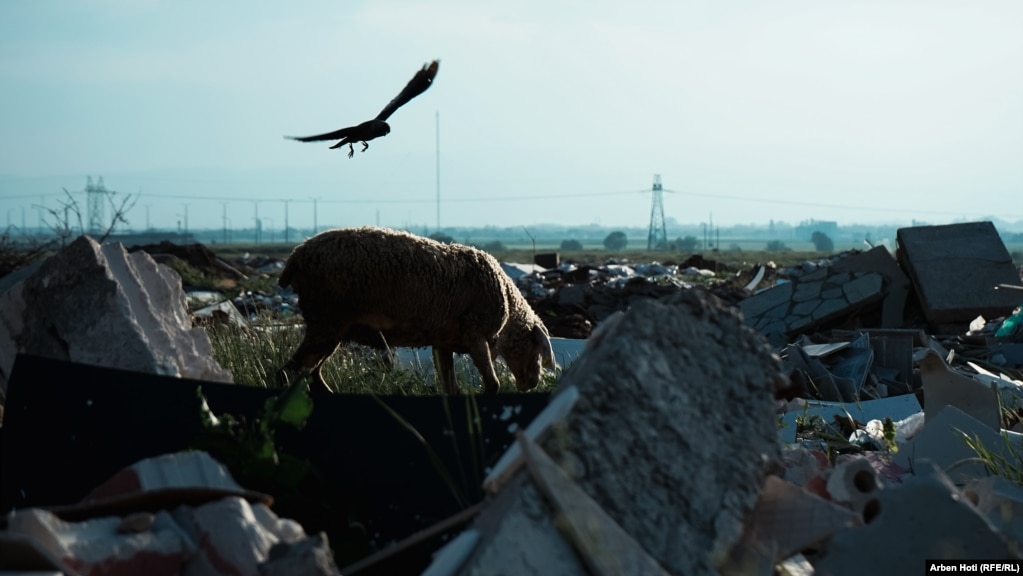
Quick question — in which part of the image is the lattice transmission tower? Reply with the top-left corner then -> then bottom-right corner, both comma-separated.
86,176 -> 107,235
647,174 -> 667,250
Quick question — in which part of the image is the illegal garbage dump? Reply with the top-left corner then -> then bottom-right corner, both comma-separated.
1,220 -> 1022,575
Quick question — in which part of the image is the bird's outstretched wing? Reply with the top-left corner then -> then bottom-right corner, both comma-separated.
285,126 -> 358,143
374,60 -> 440,122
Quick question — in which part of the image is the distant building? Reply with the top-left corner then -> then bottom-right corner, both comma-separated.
795,219 -> 839,241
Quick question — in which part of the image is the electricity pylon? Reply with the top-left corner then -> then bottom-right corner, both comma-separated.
647,174 -> 667,250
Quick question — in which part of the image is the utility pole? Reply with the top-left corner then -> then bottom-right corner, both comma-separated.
311,197 -> 318,235
283,199 -> 290,243
253,201 -> 261,244
436,110 -> 440,234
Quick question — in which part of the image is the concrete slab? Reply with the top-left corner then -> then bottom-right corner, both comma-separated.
963,476 -> 1023,547
918,349 -> 1001,430
813,465 -> 1014,574
741,271 -> 884,347
894,405 -> 1022,484
864,328 -> 920,394
470,289 -> 785,576
727,475 -> 857,571
459,475 -> 589,576
897,221 -> 1022,325
518,432 -> 670,576
831,246 -> 910,328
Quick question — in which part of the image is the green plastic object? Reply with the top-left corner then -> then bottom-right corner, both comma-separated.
996,311 -> 1023,338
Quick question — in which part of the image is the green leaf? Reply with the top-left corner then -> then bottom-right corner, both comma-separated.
264,377 -> 314,429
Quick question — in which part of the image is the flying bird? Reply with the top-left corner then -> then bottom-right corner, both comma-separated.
285,60 -> 440,158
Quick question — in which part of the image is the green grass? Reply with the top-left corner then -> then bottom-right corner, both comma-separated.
205,314 -> 560,395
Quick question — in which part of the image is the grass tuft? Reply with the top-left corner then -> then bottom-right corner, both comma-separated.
206,313 -> 560,395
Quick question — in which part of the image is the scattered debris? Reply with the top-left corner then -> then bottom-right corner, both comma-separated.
814,464 -> 1016,575
2,220 -> 1023,573
3,451 -> 340,576
0,235 -> 232,395
451,289 -> 786,576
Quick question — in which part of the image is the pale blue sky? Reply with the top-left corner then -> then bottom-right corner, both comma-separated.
1,1 -> 1021,233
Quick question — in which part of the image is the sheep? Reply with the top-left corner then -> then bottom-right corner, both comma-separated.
276,226 -> 555,394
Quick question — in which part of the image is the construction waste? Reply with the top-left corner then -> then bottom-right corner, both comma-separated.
1,220 -> 1022,575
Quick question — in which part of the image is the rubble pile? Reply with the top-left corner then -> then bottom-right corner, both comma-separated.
506,254 -> 751,339
2,451 -> 341,576
2,220 -> 1023,574
128,241 -> 248,284
0,235 -> 232,395
452,289 -> 785,575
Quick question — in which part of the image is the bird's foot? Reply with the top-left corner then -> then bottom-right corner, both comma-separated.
361,142 -> 369,153
347,143 -> 355,159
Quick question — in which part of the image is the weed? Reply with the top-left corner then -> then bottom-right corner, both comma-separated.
206,315 -> 560,395
962,429 -> 1023,484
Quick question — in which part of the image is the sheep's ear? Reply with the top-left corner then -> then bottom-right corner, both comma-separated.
533,325 -> 556,369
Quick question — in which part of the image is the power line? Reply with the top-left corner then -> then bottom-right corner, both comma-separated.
3,184 -> 995,218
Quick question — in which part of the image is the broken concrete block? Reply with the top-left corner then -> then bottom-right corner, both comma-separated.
725,475 -> 858,571
825,456 -> 883,519
469,290 -> 785,576
784,344 -> 857,403
963,476 -> 1023,548
919,349 -> 1001,430
0,532 -> 78,574
516,432 -> 670,576
258,532 -> 342,576
813,465 -> 1015,574
6,507 -> 190,576
461,474 -> 591,576
174,496 -> 307,576
863,328 -> 921,394
894,405 -> 1022,484
421,530 -> 482,576
740,270 -> 885,346
0,235 -> 232,395
831,246 -> 910,328
82,450 -> 269,506
897,221 -> 1022,326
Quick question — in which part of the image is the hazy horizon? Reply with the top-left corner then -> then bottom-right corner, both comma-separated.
2,1 -> 1021,232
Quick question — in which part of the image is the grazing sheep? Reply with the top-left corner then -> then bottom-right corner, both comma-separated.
277,226 -> 555,394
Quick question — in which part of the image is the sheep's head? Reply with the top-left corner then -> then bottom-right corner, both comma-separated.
500,323 -> 556,391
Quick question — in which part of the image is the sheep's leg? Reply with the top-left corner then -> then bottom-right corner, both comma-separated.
284,322 -> 345,393
466,340 -> 502,394
434,347 -> 458,395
